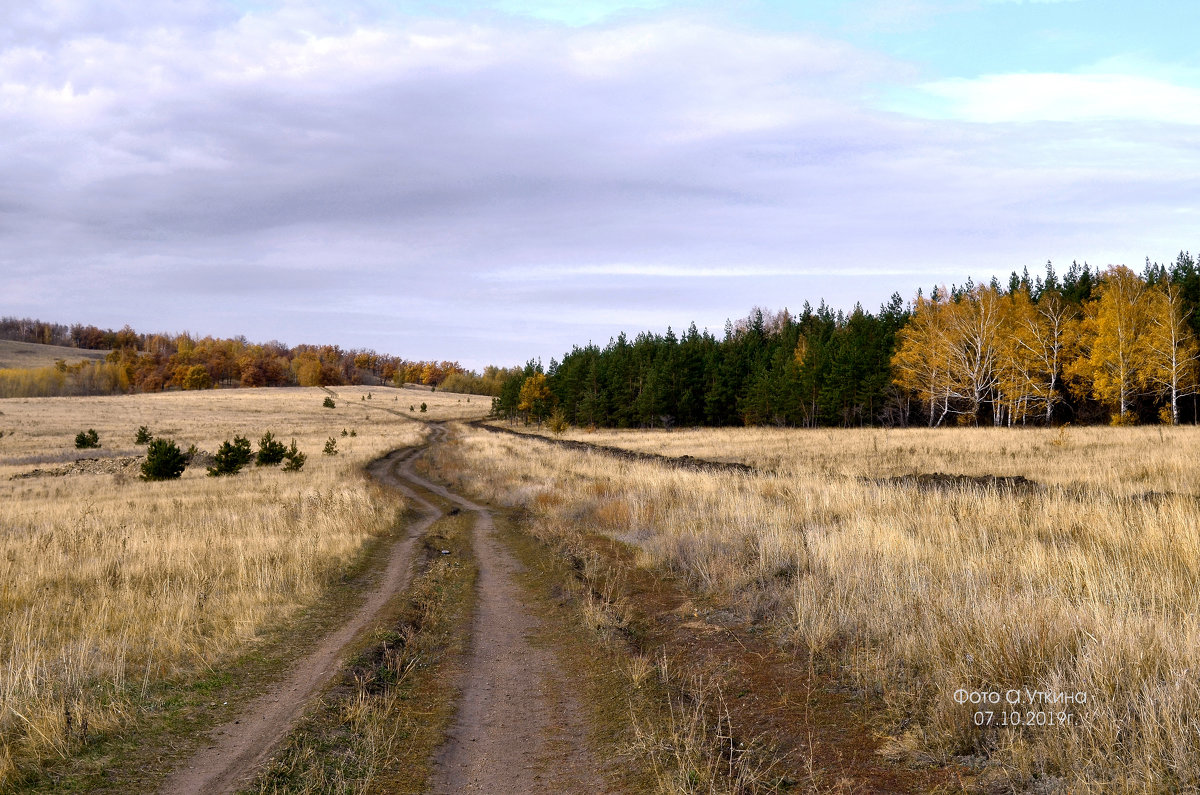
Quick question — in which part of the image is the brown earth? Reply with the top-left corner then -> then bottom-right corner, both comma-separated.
9,456 -> 141,479
875,472 -> 1043,494
410,456 -> 611,794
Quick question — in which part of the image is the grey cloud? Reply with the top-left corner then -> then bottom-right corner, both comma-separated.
1,4 -> 1196,368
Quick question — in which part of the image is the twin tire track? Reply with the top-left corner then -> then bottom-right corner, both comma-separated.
162,424 -> 602,794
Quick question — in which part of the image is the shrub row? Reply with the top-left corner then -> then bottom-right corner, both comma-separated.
136,430 -> 307,481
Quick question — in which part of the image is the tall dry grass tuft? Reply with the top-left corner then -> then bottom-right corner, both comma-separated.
433,423 -> 1200,791
0,387 -> 440,785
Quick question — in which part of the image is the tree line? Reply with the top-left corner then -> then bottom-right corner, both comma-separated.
0,322 -> 480,398
491,253 -> 1200,427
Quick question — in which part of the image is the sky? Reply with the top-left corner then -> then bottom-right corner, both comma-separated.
2,0 -> 1199,368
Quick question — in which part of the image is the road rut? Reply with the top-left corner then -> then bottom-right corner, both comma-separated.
163,423 -> 608,793
161,441 -> 438,794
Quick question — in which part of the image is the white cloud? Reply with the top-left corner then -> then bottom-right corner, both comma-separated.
912,71 -> 1200,124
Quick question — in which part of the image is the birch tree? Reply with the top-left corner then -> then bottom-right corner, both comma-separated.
1139,279 -> 1200,424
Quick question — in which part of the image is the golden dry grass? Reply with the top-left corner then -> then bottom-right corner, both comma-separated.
0,386 -> 475,785
334,384 -> 491,423
0,340 -> 108,371
436,423 -> 1200,792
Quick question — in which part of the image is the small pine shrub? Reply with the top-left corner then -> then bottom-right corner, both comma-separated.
409,405 -> 415,412
282,439 -> 306,472
208,435 -> 253,476
349,429 -> 357,437
256,431 -> 288,466
75,429 -> 100,449
323,396 -> 336,409
135,426 -> 153,444
341,428 -> 349,437
323,437 -> 338,456
420,403 -> 427,413
548,408 -> 569,435
141,438 -> 187,481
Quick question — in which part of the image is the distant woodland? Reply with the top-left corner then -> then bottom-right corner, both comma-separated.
0,319 -> 518,398
491,254 -> 1200,427
7,253 -> 1200,426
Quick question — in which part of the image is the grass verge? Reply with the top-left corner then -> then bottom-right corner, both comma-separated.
490,506 -> 967,794
493,511 -> 799,794
7,497 -> 422,794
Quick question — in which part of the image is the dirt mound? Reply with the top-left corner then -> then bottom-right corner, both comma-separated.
471,421 -> 756,474
878,472 -> 1042,494
11,456 -> 141,479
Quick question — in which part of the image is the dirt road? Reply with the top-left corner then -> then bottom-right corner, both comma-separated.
161,441 -> 439,794
409,458 -> 609,794
163,423 -> 607,793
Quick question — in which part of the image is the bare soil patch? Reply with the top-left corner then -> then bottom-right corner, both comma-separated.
562,532 -> 964,794
9,455 -> 141,479
410,460 -> 610,794
875,472 -> 1043,494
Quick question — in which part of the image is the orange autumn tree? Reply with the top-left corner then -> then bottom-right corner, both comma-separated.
1067,265 -> 1150,424
891,289 -> 952,425
998,286 -> 1078,425
517,372 -> 553,425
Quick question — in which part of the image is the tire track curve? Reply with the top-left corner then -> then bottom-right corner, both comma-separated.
161,435 -> 442,794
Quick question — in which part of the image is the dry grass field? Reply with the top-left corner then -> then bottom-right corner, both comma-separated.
0,385 -> 486,786
439,423 -> 1200,792
0,340 -> 108,371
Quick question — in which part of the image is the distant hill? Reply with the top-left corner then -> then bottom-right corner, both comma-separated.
0,339 -> 110,370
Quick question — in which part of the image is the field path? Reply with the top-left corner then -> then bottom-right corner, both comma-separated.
160,437 -> 441,795
410,429 -> 610,794
163,422 -> 607,793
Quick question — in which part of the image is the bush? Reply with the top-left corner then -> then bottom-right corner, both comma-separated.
282,439 -> 306,472
208,435 -> 253,476
134,426 -> 152,444
323,437 -> 338,456
256,431 -> 288,466
75,429 -> 100,449
548,408 -> 569,435
323,396 -> 336,409
349,429 -> 356,437
141,438 -> 187,481
341,428 -> 348,437
420,403 -> 427,413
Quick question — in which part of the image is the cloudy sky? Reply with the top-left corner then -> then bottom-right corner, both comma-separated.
2,0 -> 1199,367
